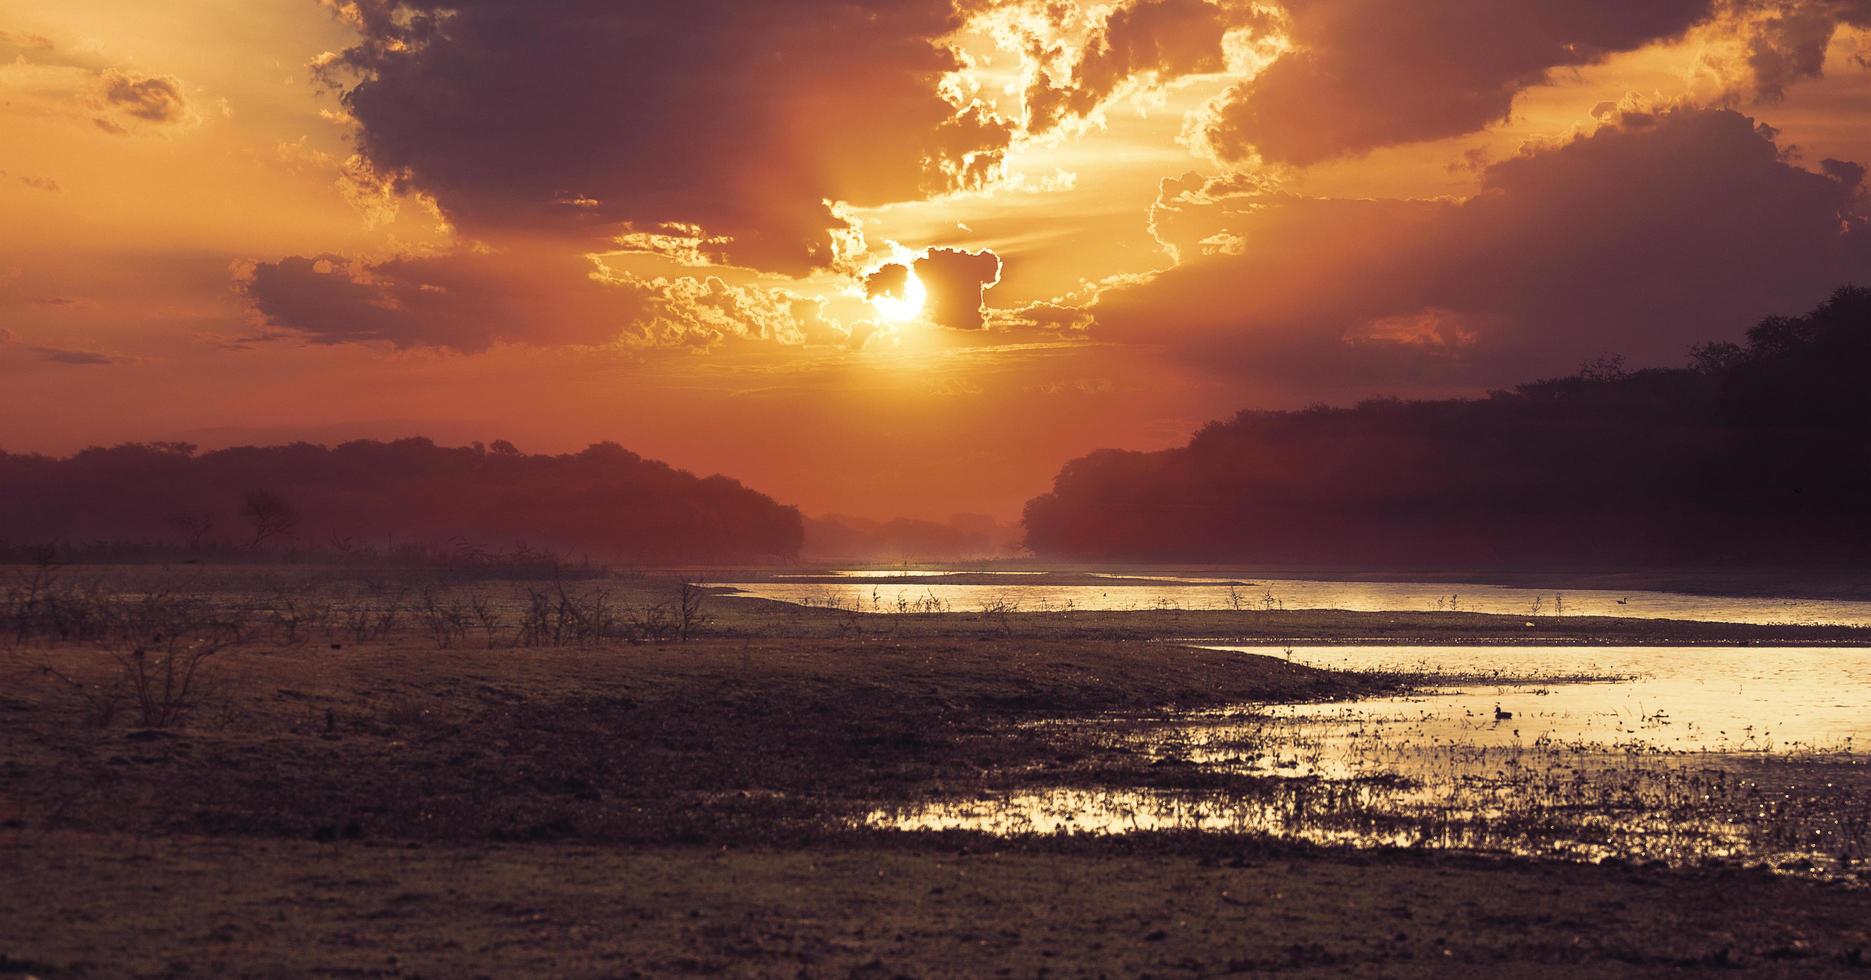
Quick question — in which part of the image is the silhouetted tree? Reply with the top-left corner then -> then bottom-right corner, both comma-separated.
0,438 -> 805,563
164,510 -> 215,552
1689,341 -> 1745,375
1025,286 -> 1871,568
240,490 -> 298,549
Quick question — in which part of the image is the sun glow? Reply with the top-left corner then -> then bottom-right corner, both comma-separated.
870,269 -> 928,323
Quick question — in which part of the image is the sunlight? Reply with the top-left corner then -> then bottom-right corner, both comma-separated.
869,269 -> 927,323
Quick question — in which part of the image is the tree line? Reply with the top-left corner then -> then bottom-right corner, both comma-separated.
0,438 -> 803,564
1024,287 -> 1871,568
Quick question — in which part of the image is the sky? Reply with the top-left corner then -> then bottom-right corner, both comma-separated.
3,0 -> 1871,521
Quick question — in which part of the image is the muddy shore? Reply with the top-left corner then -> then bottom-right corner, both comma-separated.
4,568 -> 1870,975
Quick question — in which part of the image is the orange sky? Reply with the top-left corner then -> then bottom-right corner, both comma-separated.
4,0 -> 1871,520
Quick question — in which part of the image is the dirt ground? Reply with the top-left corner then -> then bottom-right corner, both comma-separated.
3,568 -> 1870,976
0,638 -> 1390,846
6,833 -> 1871,977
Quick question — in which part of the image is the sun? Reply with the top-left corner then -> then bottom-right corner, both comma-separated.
870,269 -> 928,323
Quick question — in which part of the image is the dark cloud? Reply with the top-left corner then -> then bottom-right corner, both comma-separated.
243,248 -> 847,352
1823,157 -> 1868,187
865,247 -> 1004,329
1027,0 -> 1270,132
1,171 -> 62,193
0,328 -> 119,365
0,32 -> 192,134
863,264 -> 913,303
1736,0 -> 1871,99
913,247 -> 1003,330
88,68 -> 193,135
95,69 -> 188,123
1099,106 -> 1871,390
1745,3 -> 1844,97
1201,0 -> 1715,164
37,348 -> 114,365
242,251 -> 642,352
322,0 -> 1012,275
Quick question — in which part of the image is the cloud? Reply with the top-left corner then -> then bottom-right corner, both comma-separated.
233,0 -> 1871,359
1823,157 -> 1868,187
0,328 -> 120,366
988,301 -> 1095,333
95,69 -> 188,124
1096,105 -> 1871,390
1733,0 -> 1871,99
0,33 -> 193,135
1198,0 -> 1716,164
241,250 -> 642,352
913,247 -> 1004,330
0,29 -> 54,57
1026,0 -> 1271,133
864,246 -> 1004,330
242,248 -> 855,352
0,170 -> 62,193
612,273 -> 851,349
37,348 -> 115,365
862,264 -> 915,302
319,0 -> 1014,275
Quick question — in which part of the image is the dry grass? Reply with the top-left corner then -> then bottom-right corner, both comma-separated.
4,834 -> 1870,977
0,636 -> 1373,846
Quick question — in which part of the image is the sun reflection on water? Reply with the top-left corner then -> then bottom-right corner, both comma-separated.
864,646 -> 1871,881
717,572 -> 1871,626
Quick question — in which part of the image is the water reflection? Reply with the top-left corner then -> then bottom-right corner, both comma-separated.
771,569 -> 1047,579
865,646 -> 1871,880
1228,645 -> 1871,753
716,572 -> 1871,626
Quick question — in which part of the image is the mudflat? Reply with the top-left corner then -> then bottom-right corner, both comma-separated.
3,568 -> 1869,975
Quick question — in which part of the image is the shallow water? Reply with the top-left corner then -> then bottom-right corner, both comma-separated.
865,645 -> 1871,877
716,571 -> 1871,626
1221,645 -> 1871,754
771,569 -> 1047,579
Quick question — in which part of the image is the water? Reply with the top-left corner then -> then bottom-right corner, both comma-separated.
714,571 -> 1871,626
865,645 -> 1871,877
1228,645 -> 1871,755
771,569 -> 1048,578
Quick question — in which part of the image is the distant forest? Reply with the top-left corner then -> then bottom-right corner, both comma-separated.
1024,287 -> 1871,567
0,439 -> 803,564
803,513 -> 1022,562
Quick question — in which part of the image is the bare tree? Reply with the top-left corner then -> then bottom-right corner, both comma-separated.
676,581 -> 711,642
239,490 -> 298,549
165,510 -> 215,552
